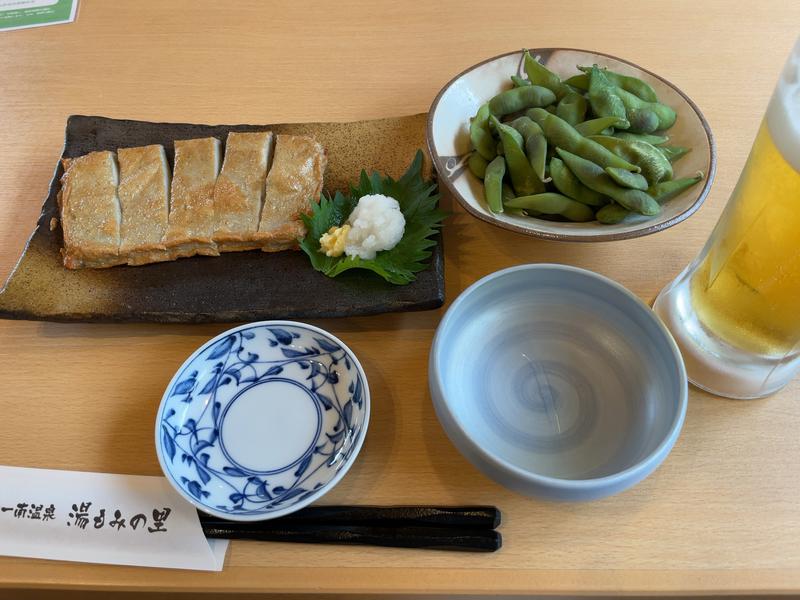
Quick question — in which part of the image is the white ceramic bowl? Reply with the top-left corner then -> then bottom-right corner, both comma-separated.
429,264 -> 687,501
427,48 -> 716,242
155,321 -> 369,521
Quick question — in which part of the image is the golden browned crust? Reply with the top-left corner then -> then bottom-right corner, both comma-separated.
164,137 -> 221,259
213,131 -> 274,252
57,134 -> 326,269
58,151 -> 125,269
257,134 -> 326,251
117,144 -> 171,265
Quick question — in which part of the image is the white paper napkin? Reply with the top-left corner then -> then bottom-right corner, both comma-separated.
0,465 -> 228,571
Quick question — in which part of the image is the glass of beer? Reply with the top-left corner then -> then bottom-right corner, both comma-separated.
654,37 -> 800,399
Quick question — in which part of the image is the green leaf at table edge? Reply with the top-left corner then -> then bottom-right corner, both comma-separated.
299,150 -> 446,285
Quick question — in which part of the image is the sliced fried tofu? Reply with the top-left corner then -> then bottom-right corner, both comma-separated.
58,150 -> 123,269
117,144 -> 171,266
257,134 -> 326,251
164,137 -> 221,259
213,131 -> 274,252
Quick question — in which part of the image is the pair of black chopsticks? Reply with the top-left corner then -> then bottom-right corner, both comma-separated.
200,505 -> 502,552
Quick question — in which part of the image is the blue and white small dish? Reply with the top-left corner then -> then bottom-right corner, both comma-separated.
155,321 -> 370,521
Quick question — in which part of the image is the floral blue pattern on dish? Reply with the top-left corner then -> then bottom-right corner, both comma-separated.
156,322 -> 369,520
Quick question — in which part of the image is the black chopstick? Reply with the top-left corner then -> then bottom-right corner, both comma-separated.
203,522 -> 502,552
199,505 -> 502,552
198,505 -> 501,529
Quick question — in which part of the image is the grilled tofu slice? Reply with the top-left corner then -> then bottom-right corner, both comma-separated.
117,144 -> 171,266
58,150 -> 123,269
213,131 -> 274,252
164,137 -> 221,259
257,134 -> 326,251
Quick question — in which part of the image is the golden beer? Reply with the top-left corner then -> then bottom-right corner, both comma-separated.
654,37 -> 800,398
690,121 -> 800,356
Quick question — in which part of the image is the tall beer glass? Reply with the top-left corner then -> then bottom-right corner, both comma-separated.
654,38 -> 800,399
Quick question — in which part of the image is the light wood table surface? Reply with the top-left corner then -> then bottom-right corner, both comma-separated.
0,1 -> 798,596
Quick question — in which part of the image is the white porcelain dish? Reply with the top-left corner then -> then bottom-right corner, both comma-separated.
155,321 -> 369,521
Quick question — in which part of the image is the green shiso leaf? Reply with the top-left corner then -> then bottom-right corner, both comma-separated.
299,150 -> 445,285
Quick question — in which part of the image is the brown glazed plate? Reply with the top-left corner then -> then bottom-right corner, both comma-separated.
0,114 -> 443,323
426,48 -> 716,242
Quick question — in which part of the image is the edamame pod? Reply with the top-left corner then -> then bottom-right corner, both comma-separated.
556,91 -> 588,126
613,131 -> 669,146
556,149 -> 660,216
488,85 -> 556,116
468,152 -> 488,179
549,157 -> 606,206
578,65 -> 658,102
588,67 -> 629,128
588,135 -> 673,184
526,109 -> 641,172
511,75 -> 531,87
596,203 -> 631,224
484,156 -> 506,214
523,50 -> 570,99
504,192 -> 595,222
605,167 -> 649,190
470,103 -> 496,160
502,183 -> 516,203
563,73 -> 589,91
647,173 -> 703,203
626,107 -> 660,134
575,116 -> 628,136
492,117 -> 543,196
614,86 -> 677,130
508,116 -> 548,182
657,145 -> 691,163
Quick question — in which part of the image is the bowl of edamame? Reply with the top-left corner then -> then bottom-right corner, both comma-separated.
427,48 -> 716,241
429,264 -> 688,501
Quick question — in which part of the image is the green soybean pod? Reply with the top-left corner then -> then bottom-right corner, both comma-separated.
605,167 -> 649,190
488,85 -> 557,116
556,91 -> 588,126
523,50 -> 570,99
508,116 -> 548,182
511,75 -> 532,87
657,145 -> 691,163
596,203 -> 631,224
647,173 -> 703,203
614,86 -> 677,130
563,73 -> 589,91
470,103 -> 496,160
527,109 -> 641,172
492,117 -> 543,196
588,135 -> 673,185
555,148 -> 660,216
502,183 -> 517,203
549,157 -> 606,206
626,107 -> 660,134
468,152 -> 489,179
614,131 -> 669,146
484,156 -> 506,213
578,65 -> 658,103
504,192 -> 595,222
588,66 -> 629,127
574,116 -> 629,136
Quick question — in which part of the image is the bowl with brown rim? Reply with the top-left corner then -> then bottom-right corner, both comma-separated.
426,48 -> 716,242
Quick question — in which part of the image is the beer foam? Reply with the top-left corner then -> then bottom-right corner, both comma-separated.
767,37 -> 800,172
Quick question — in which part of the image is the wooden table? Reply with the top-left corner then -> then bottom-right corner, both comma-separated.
0,1 -> 798,596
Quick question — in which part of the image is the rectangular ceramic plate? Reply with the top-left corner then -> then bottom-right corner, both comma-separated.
0,114 -> 443,323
